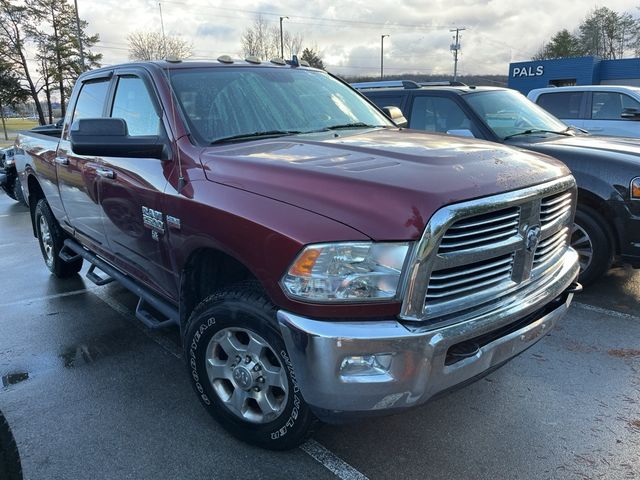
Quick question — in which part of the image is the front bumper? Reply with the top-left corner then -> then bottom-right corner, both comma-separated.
278,249 -> 579,422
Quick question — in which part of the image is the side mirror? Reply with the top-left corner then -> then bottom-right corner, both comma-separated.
70,118 -> 166,159
621,108 -> 640,120
446,129 -> 476,138
382,106 -> 408,128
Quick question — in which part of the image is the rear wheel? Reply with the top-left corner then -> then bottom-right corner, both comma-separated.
35,199 -> 83,277
184,286 -> 317,450
571,206 -> 612,286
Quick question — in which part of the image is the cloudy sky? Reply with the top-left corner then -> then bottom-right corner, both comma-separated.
80,0 -> 636,78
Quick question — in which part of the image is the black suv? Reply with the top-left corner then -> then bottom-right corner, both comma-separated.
356,81 -> 640,285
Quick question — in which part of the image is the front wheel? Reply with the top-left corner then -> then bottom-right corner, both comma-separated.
35,199 -> 83,277
571,207 -> 612,286
184,287 -> 317,450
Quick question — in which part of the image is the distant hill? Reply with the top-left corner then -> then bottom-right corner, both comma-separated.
339,73 -> 508,87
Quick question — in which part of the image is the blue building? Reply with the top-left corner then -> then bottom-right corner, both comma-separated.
508,56 -> 640,94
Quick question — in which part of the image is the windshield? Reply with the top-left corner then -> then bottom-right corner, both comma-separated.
464,90 -> 569,140
169,67 -> 392,144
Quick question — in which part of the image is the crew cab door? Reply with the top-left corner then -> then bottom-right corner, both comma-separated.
56,75 -> 112,249
97,71 -> 176,300
586,91 -> 640,137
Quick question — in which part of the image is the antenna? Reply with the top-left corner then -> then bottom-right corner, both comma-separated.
158,1 -> 186,193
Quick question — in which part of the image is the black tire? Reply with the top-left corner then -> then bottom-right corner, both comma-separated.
184,286 -> 317,450
572,206 -> 612,286
0,411 -> 23,480
35,198 -> 83,277
2,182 -> 17,201
13,177 -> 27,206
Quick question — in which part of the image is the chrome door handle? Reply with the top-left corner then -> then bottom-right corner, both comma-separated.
54,156 -> 69,165
95,167 -> 115,179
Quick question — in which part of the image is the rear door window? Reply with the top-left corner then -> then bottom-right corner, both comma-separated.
536,92 -> 583,119
66,79 -> 110,140
591,92 -> 640,120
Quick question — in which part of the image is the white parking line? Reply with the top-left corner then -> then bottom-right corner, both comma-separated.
89,288 -> 182,359
0,288 -> 94,308
573,302 -> 640,322
301,439 -> 369,480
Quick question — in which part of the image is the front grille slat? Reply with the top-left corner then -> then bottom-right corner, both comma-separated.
438,207 -> 520,252
540,191 -> 573,228
534,228 -> 569,267
426,271 -> 513,299
428,264 -> 513,291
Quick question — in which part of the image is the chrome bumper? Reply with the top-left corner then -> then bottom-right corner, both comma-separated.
278,249 -> 579,422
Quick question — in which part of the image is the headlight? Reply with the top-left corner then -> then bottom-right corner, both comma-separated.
631,177 -> 640,200
281,241 -> 410,302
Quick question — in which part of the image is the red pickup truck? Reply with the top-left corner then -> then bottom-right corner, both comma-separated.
16,58 -> 580,450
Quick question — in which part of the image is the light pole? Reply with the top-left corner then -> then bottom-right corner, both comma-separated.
450,27 -> 465,82
279,16 -> 289,58
380,34 -> 389,80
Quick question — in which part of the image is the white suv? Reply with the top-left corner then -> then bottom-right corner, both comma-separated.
527,85 -> 640,138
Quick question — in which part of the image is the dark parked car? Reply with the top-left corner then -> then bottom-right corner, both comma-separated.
0,147 -> 26,205
357,81 -> 640,285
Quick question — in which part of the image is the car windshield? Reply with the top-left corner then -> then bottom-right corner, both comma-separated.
464,90 -> 569,140
168,66 -> 392,144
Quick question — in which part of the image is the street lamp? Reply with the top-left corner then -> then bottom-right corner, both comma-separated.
280,16 -> 289,58
381,34 -> 389,80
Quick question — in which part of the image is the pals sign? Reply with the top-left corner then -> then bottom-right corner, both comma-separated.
512,65 -> 544,77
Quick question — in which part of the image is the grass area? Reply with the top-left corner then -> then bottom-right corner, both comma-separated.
1,118 -> 39,148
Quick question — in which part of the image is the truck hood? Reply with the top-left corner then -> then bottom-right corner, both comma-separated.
201,129 -> 570,240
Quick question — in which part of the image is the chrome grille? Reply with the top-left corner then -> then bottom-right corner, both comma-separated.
438,207 -> 520,253
399,176 -> 577,324
540,191 -> 572,228
426,254 -> 515,301
534,227 -> 569,268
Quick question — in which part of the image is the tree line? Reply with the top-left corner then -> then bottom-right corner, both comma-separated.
240,16 -> 324,69
533,7 -> 640,61
0,0 -> 101,127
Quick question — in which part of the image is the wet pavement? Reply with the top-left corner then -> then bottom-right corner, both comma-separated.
0,193 -> 639,479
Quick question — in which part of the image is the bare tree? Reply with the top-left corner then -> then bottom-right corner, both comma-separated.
283,31 -> 303,58
241,15 -> 284,60
128,31 -> 193,61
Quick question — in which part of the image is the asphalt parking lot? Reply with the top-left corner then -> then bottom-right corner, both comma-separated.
0,193 -> 638,480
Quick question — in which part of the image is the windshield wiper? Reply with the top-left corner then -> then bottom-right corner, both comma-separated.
211,130 -> 302,145
503,129 -> 573,140
324,122 -> 384,130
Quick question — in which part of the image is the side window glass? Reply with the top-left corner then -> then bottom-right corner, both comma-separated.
410,96 -> 473,133
67,80 -> 110,138
537,92 -> 582,119
621,93 -> 640,112
591,92 -> 629,120
111,76 -> 160,136
370,96 -> 403,109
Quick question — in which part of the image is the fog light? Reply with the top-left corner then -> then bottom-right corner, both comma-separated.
340,354 -> 393,377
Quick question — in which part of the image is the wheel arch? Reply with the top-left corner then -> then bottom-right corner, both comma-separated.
179,246 -> 265,334
576,187 -> 619,255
